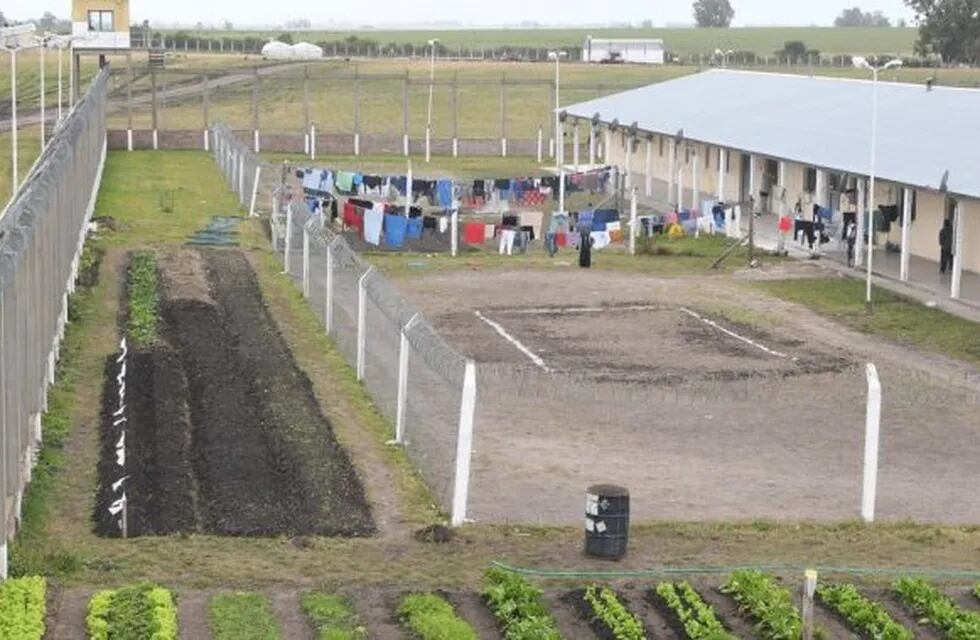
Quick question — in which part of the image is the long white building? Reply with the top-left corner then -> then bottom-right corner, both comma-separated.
563,69 -> 980,301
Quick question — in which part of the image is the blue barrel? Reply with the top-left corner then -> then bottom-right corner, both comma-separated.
584,484 -> 630,560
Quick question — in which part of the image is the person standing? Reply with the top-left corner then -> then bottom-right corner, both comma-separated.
939,218 -> 954,275
845,221 -> 857,268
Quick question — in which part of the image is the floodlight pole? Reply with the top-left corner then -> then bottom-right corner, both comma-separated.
426,39 -> 438,163
8,49 -> 16,191
548,50 -> 567,172
57,41 -> 64,122
855,57 -> 902,309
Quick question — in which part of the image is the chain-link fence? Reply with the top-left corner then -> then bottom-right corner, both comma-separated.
0,68 -> 109,578
210,124 -> 476,524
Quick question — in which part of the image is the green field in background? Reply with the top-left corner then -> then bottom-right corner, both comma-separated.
163,27 -> 920,57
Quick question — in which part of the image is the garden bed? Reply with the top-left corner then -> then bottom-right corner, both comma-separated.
95,248 -> 373,537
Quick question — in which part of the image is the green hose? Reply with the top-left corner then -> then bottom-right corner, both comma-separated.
491,561 -> 980,581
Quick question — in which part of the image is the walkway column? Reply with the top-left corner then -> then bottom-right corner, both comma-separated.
951,201 -> 965,299
856,178 -> 866,266
900,187 -> 912,282
717,148 -> 726,201
603,127 -> 611,162
815,169 -> 828,207
748,155 -> 756,211
589,125 -> 596,166
668,140 -> 676,208
692,149 -> 699,213
644,137 -> 652,197
624,135 -> 632,190
572,123 -> 580,169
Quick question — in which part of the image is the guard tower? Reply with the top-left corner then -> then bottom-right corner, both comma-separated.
70,0 -> 131,97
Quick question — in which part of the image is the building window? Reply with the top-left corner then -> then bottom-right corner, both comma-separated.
804,167 -> 817,193
88,10 -> 114,32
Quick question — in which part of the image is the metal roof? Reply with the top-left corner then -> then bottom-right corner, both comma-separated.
564,69 -> 980,200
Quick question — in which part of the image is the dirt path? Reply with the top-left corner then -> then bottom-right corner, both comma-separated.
177,589 -> 212,640
875,591 -> 943,639
695,584 -> 760,639
45,587 -> 90,640
268,589 -> 314,640
542,591 -> 596,638
353,589 -> 405,640
447,591 -> 502,639
620,588 -> 676,638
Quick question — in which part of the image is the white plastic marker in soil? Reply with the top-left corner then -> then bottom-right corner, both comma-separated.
109,337 -> 129,538
679,307 -> 796,361
474,310 -> 552,373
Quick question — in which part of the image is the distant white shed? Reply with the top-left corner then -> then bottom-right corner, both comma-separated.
583,36 -> 665,65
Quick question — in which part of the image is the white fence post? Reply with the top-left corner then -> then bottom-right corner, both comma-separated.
630,188 -> 638,256
283,204 -> 294,274
862,362 -> 882,522
356,267 -> 376,381
325,240 -> 335,334
451,209 -> 459,258
536,126 -> 543,163
451,360 -> 477,527
310,124 -> 317,160
238,156 -> 245,203
302,225 -> 311,298
249,165 -> 262,218
395,314 -> 421,445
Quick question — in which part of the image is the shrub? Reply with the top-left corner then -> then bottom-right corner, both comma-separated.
893,578 -> 980,640
655,581 -> 735,639
482,567 -> 561,640
301,593 -> 367,640
0,576 -> 46,640
818,584 -> 911,640
85,583 -> 177,640
721,571 -> 802,640
398,593 -> 478,640
583,585 -> 645,640
127,252 -> 160,348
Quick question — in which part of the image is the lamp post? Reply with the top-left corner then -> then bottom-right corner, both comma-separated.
853,56 -> 903,308
548,50 -> 568,171
426,38 -> 439,163
0,24 -> 38,194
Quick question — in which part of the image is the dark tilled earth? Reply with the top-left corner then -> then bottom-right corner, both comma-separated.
95,249 -> 373,538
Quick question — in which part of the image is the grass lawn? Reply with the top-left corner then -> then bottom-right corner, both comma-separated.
756,278 -> 980,368
11,150 -> 980,590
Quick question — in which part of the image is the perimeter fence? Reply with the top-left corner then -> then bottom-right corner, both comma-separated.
0,68 -> 110,577
211,125 -> 476,525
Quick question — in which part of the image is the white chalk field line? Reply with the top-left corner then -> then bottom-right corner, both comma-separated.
680,307 -> 794,360
474,310 -> 553,372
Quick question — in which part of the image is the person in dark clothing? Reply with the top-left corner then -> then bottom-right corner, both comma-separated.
579,232 -> 593,268
939,218 -> 954,274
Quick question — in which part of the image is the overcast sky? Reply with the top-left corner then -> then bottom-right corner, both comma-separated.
4,0 -> 917,27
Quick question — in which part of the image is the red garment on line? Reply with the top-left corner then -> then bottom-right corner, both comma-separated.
463,223 -> 485,245
343,202 -> 364,232
556,232 -> 568,247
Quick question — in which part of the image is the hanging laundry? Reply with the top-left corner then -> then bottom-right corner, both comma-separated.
343,202 -> 363,232
591,231 -> 612,250
406,217 -> 423,239
437,179 -> 455,209
302,169 -> 320,191
363,204 -> 384,246
519,211 -> 544,240
499,229 -> 516,255
318,169 -> 334,193
335,171 -> 356,194
463,223 -> 485,245
384,214 -> 408,248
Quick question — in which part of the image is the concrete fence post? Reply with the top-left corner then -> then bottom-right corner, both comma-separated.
899,187 -> 911,281
249,165 -> 262,218
283,204 -> 294,274
451,360 -> 478,527
302,225 -> 311,298
395,313 -> 421,445
451,209 -> 459,258
862,362 -> 882,522
951,201 -> 964,299
356,267 -> 376,381
310,124 -> 317,160
537,126 -> 543,163
325,240 -> 336,334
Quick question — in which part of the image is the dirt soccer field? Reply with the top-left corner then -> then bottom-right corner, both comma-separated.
395,267 -> 980,526
95,248 -> 373,538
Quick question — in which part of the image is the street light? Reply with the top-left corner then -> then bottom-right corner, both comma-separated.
547,49 -> 568,171
425,38 -> 439,163
46,35 -> 76,126
853,56 -> 903,308
0,24 -> 38,194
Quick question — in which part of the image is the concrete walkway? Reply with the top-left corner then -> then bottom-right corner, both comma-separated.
745,211 -> 980,324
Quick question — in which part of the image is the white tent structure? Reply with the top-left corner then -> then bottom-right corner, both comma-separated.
261,41 -> 292,60
291,42 -> 323,59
